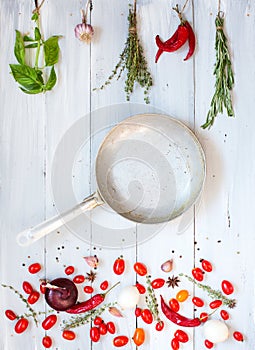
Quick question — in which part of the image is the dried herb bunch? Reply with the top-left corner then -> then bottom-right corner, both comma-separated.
145,275 -> 161,322
202,12 -> 234,129
95,2 -> 153,103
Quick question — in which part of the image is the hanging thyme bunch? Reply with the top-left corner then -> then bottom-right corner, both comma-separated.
95,2 -> 153,103
202,12 -> 234,129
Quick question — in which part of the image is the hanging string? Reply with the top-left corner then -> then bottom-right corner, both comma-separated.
33,0 -> 45,14
181,0 -> 190,14
218,0 -> 221,13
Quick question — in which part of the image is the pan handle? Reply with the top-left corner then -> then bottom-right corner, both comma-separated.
16,192 -> 104,247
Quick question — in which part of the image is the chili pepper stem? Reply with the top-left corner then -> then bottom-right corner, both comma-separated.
199,308 -> 218,322
104,281 -> 120,296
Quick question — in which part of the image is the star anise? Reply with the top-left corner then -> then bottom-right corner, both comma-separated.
86,270 -> 97,283
166,275 -> 180,288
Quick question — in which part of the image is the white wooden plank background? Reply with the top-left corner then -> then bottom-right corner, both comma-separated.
0,0 -> 254,349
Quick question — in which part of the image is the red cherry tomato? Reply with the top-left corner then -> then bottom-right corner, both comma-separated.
220,310 -> 229,320
201,259 -> 213,272
5,310 -> 17,321
174,329 -> 189,343
134,262 -> 147,276
132,328 -> 145,346
113,257 -> 125,275
94,316 -> 103,325
90,326 -> 100,342
99,322 -> 108,335
151,278 -> 165,289
73,275 -> 85,284
84,285 -> 94,294
100,280 -> 109,291
192,296 -> 204,307
155,321 -> 164,331
65,266 -> 75,275
141,309 -> 153,324
233,331 -> 244,342
221,280 -> 234,295
176,289 -> 189,302
136,282 -> 146,294
40,281 -> 46,294
42,336 -> 53,348
42,315 -> 57,330
209,300 -> 222,309
169,298 -> 180,312
113,335 -> 129,347
27,291 -> 40,304
22,281 -> 33,294
171,337 -> 180,350
14,318 -> 29,334
204,339 -> 214,348
200,312 -> 208,323
192,267 -> 204,281
62,330 -> 76,340
28,262 -> 41,274
135,307 -> 142,317
107,321 -> 116,334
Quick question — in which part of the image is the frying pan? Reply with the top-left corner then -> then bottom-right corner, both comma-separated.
17,113 -> 205,246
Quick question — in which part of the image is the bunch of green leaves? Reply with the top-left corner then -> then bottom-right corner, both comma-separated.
95,4 -> 153,103
10,11 -> 61,94
202,13 -> 234,129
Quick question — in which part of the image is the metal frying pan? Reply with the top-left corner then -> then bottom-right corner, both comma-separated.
17,113 -> 205,246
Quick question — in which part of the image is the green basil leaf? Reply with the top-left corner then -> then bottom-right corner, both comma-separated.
25,43 -> 38,48
34,27 -> 41,41
23,35 -> 35,42
14,30 -> 25,65
36,70 -> 44,84
31,13 -> 39,21
10,64 -> 43,91
43,36 -> 61,66
44,66 -> 57,91
20,87 -> 43,94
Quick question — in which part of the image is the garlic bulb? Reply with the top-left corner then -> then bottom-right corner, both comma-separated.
74,23 -> 94,44
117,286 -> 140,309
203,319 -> 229,343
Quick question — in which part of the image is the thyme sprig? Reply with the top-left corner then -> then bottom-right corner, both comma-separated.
202,12 -> 234,129
61,302 -> 116,330
179,274 -> 237,309
95,4 -> 153,103
145,275 -> 161,322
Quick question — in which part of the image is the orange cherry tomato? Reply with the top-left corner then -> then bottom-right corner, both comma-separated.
204,339 -> 214,348
192,296 -> 204,307
5,310 -> 17,321
221,280 -> 234,295
192,267 -> 204,281
107,321 -> 116,334
151,278 -> 165,289
174,329 -> 189,343
155,320 -> 164,331
134,262 -> 147,276
201,259 -> 213,272
28,262 -> 41,274
22,281 -> 33,294
42,315 -> 57,330
62,330 -> 76,341
176,289 -> 189,302
73,275 -> 85,284
113,257 -> 125,275
220,310 -> 229,320
100,280 -> 109,291
84,285 -> 94,294
27,291 -> 40,304
209,300 -> 222,309
113,335 -> 129,347
14,318 -> 29,334
65,266 -> 75,275
200,312 -> 208,323
141,309 -> 153,324
233,331 -> 244,342
132,328 -> 145,346
169,298 -> 180,312
136,282 -> 146,294
42,336 -> 52,348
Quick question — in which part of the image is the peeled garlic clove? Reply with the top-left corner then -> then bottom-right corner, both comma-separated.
204,320 -> 229,343
161,259 -> 173,273
108,306 -> 124,318
83,255 -> 99,268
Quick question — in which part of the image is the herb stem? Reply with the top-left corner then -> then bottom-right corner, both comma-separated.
34,19 -> 41,70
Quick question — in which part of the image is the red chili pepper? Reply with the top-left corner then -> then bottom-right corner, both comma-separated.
155,24 -> 189,57
155,29 -> 178,63
66,282 -> 120,314
160,295 -> 201,327
183,21 -> 195,61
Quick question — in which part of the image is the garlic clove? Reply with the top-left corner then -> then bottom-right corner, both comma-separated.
74,23 -> 94,43
83,255 -> 99,268
161,259 -> 173,273
108,306 -> 124,318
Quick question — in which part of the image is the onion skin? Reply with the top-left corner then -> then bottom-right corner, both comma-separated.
45,278 -> 78,311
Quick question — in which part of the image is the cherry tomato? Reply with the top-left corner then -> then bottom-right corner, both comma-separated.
113,335 -> 129,347
192,296 -> 204,307
135,307 -> 142,317
136,282 -> 146,294
134,262 -> 147,276
151,278 -> 165,289
42,336 -> 53,348
192,267 -> 204,282
141,309 -> 153,324
84,285 -> 94,294
171,337 -> 180,350
27,291 -> 40,304
14,318 -> 29,334
28,262 -> 41,274
155,320 -> 164,331
169,298 -> 180,312
42,315 -> 57,330
200,312 -> 208,323
40,281 -> 46,294
73,275 -> 85,284
233,331 -> 244,342
94,316 -> 103,325
204,339 -> 214,349
201,259 -> 213,272
107,321 -> 116,334
100,280 -> 109,291
99,322 -> 108,335
174,329 -> 189,343
113,257 -> 125,275
65,266 -> 75,275
5,310 -> 17,321
221,280 -> 234,295
132,328 -> 145,346
22,281 -> 33,294
220,310 -> 229,320
176,289 -> 189,302
62,330 -> 76,340
209,300 -> 222,309
90,326 -> 100,342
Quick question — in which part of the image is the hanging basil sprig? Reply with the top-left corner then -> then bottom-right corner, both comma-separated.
10,0 -> 62,94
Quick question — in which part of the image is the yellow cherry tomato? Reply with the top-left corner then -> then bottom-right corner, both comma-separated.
176,289 -> 189,302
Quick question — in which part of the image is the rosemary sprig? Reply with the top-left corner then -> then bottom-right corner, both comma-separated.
179,274 -> 237,308
2,284 -> 39,325
145,275 -> 161,322
95,4 -> 153,103
202,12 -> 234,129
61,302 -> 115,330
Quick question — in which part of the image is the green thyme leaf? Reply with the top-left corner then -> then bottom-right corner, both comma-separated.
43,36 -> 61,66
44,66 -> 57,91
25,43 -> 39,49
14,30 -> 25,65
34,27 -> 41,41
10,64 -> 43,91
